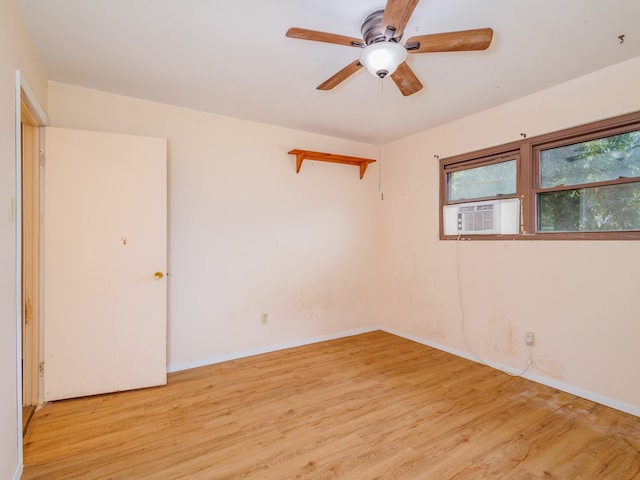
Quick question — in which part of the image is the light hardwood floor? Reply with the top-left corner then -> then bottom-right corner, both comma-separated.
23,331 -> 640,479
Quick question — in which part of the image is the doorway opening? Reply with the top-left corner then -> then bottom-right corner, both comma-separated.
21,105 -> 40,435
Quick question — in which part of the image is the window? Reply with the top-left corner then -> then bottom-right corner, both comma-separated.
536,130 -> 640,233
439,111 -> 640,239
447,158 -> 517,203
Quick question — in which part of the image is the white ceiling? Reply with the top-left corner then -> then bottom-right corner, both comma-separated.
16,0 -> 640,145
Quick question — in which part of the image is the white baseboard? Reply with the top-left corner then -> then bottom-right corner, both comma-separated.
167,325 -> 381,373
13,464 -> 23,480
382,327 -> 640,418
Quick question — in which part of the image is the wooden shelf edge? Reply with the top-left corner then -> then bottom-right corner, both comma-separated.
288,149 -> 376,179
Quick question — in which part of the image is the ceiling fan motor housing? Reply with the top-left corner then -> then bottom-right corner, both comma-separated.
361,9 -> 402,45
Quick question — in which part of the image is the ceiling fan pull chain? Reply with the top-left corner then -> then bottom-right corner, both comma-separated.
378,77 -> 385,201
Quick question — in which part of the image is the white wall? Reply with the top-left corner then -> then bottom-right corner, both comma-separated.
0,0 -> 47,478
381,56 -> 640,413
47,83 -> 382,371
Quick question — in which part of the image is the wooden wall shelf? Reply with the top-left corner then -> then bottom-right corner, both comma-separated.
288,149 -> 376,180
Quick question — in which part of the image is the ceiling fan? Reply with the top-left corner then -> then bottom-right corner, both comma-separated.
286,0 -> 493,96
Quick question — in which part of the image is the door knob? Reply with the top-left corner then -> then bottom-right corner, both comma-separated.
154,272 -> 164,279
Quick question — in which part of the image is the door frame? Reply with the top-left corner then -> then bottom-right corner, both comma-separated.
15,70 -> 48,466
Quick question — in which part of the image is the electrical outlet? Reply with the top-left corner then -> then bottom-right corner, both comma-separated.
525,332 -> 535,346
261,313 -> 269,326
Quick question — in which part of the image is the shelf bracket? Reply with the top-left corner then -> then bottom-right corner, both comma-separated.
288,149 -> 376,180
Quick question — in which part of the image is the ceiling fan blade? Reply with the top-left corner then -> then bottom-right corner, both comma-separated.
317,60 -> 364,90
391,61 -> 423,96
286,27 -> 365,48
405,28 -> 494,53
381,0 -> 420,38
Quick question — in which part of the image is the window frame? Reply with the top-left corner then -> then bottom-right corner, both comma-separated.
439,110 -> 640,240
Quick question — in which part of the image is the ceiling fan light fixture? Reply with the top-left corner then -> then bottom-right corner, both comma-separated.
359,41 -> 407,78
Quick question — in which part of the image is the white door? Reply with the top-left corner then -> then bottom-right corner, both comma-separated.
43,127 -> 167,401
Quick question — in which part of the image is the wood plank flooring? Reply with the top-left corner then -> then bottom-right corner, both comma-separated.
22,331 -> 640,479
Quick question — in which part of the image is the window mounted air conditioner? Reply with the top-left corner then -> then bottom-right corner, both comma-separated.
443,198 -> 520,235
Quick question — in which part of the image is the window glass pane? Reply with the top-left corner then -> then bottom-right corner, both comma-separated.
540,130 -> 640,188
447,159 -> 516,202
538,182 -> 640,232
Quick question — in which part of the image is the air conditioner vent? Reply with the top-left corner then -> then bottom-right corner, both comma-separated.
458,203 -> 497,233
